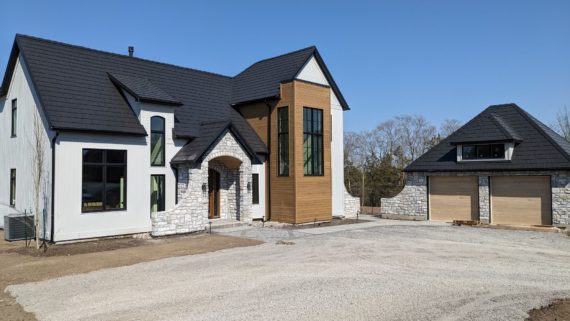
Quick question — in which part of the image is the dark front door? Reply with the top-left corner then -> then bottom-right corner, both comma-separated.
208,169 -> 220,219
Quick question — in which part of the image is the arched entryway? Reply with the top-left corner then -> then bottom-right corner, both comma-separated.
208,155 -> 243,220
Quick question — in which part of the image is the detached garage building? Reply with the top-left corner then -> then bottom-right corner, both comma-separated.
382,104 -> 570,226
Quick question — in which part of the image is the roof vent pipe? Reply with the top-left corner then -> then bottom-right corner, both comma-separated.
128,46 -> 134,57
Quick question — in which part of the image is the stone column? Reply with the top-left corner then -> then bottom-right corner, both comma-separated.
478,176 -> 490,223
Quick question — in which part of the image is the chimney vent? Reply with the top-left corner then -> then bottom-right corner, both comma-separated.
128,46 -> 134,57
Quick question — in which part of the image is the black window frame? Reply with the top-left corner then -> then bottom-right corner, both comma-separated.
462,144 -> 506,160
252,173 -> 259,205
303,107 -> 324,176
82,149 -> 127,213
150,116 -> 166,167
9,169 -> 16,207
277,107 -> 289,176
11,99 -> 17,137
150,174 -> 166,213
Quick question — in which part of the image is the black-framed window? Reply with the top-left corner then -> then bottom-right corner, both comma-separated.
303,107 -> 324,176
82,149 -> 127,212
9,169 -> 16,207
252,174 -> 259,205
151,116 -> 165,166
151,175 -> 165,213
462,144 -> 505,160
278,107 -> 289,176
11,99 -> 17,137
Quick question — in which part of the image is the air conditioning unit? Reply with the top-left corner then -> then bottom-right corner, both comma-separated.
4,213 -> 35,242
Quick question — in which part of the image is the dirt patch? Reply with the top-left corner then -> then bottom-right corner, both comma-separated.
0,230 -> 262,321
526,299 -> 570,321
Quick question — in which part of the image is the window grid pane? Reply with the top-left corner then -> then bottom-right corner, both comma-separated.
278,107 -> 289,176
11,99 -> 17,137
303,107 -> 324,176
82,149 -> 127,212
252,174 -> 259,205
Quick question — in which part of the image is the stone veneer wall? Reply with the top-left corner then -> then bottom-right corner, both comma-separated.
381,174 -> 428,219
478,176 -> 490,223
552,174 -> 570,225
343,187 -> 360,218
152,131 -> 253,236
381,170 -> 570,226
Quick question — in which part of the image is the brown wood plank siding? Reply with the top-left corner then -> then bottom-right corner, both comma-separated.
269,82 -> 296,223
239,102 -> 270,145
292,81 -> 332,223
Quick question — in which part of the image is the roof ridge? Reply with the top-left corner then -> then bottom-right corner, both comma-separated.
487,113 -> 514,140
234,45 -> 316,78
15,34 -> 233,80
511,104 -> 570,161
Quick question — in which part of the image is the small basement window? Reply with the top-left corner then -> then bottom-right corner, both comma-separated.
461,144 -> 505,160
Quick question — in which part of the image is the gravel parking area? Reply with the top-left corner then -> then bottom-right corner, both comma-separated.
7,221 -> 570,321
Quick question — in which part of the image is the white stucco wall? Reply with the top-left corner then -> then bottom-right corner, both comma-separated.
0,56 -> 54,233
53,133 -> 150,241
296,56 -> 345,216
123,91 -> 186,211
52,93 -> 186,241
251,162 -> 266,219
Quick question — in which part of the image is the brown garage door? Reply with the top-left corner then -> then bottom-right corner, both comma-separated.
429,176 -> 479,222
491,176 -> 551,225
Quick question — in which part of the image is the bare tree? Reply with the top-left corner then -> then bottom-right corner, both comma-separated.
395,115 -> 437,165
31,113 -> 47,249
553,106 -> 570,142
439,119 -> 463,138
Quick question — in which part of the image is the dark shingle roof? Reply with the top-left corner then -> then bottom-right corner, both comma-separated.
171,120 -> 261,164
448,111 -> 522,145
3,34 -> 267,153
405,104 -> 570,172
231,46 -> 316,104
108,72 -> 182,106
1,35 -> 350,155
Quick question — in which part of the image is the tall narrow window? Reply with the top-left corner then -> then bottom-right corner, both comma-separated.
252,174 -> 259,205
151,175 -> 165,213
303,107 -> 324,176
82,149 -> 127,212
278,107 -> 289,176
9,169 -> 16,206
11,99 -> 17,137
151,116 -> 165,166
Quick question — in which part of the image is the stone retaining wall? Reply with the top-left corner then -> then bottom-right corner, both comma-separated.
343,188 -> 360,218
381,174 -> 428,218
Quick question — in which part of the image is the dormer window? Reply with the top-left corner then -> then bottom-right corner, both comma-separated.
462,144 -> 505,160
457,143 -> 513,162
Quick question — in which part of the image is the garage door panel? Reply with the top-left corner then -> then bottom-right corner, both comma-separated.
491,176 -> 551,225
430,176 -> 478,222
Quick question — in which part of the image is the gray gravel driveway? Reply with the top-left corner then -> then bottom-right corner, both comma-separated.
7,221 -> 570,321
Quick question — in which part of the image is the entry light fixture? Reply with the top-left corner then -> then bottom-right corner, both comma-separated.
202,183 -> 207,192
247,182 -> 251,192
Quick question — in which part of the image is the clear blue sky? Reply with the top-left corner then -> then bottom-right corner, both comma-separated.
1,0 -> 568,132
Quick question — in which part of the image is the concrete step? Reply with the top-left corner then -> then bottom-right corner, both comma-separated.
208,219 -> 246,231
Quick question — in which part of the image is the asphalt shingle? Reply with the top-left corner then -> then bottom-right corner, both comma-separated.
405,104 -> 570,172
